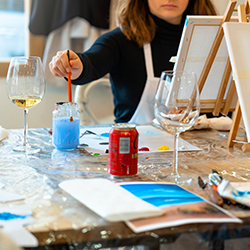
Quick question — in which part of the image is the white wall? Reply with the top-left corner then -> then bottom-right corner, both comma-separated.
211,0 -> 245,15
211,0 -> 228,15
0,77 -> 73,129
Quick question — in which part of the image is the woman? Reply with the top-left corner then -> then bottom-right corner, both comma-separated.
49,0 -> 216,123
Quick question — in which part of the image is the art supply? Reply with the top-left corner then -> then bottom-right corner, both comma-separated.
99,142 -> 109,145
198,176 -> 223,206
216,179 -> 250,207
108,123 -> 138,178
52,102 -> 80,150
59,179 -> 163,222
80,130 -> 101,138
78,124 -> 201,156
139,147 -> 150,151
157,145 -> 170,151
212,169 -> 223,180
67,50 -> 72,103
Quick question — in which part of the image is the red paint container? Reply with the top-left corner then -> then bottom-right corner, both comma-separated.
108,123 -> 138,178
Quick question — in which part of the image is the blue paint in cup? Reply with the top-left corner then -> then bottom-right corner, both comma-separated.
52,102 -> 80,150
53,117 -> 80,150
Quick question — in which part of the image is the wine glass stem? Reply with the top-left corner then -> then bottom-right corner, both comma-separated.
173,131 -> 180,178
23,109 -> 28,146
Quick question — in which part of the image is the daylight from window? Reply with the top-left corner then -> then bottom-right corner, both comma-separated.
0,0 -> 25,59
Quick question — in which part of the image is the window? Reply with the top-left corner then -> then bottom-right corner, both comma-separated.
0,0 -> 45,77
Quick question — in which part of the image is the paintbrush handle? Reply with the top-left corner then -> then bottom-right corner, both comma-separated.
67,50 -> 72,102
204,184 -> 224,206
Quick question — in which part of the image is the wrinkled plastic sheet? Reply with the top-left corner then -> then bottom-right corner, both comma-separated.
1,127 -> 250,250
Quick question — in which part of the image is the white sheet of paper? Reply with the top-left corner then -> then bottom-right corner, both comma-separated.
59,178 -> 163,222
0,205 -> 38,247
223,22 -> 250,142
0,183 -> 25,202
80,125 -> 201,155
0,190 -> 25,203
0,126 -> 9,141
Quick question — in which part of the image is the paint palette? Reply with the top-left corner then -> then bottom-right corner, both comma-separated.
79,125 -> 201,155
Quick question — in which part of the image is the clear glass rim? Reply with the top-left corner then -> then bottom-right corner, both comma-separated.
55,102 -> 79,109
10,56 -> 42,61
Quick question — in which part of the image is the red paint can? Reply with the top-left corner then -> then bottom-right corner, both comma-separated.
108,123 -> 138,178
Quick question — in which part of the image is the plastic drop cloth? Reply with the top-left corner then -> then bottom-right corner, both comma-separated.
0,126 -> 250,250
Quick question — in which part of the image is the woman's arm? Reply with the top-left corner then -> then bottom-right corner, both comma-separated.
49,28 -> 123,83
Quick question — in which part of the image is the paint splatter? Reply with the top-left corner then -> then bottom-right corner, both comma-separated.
157,146 -> 170,151
0,212 -> 27,221
93,153 -> 100,156
100,133 -> 109,137
144,131 -> 160,135
179,145 -> 188,150
139,147 -> 150,151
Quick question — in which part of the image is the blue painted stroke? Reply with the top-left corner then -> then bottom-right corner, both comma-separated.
0,212 -> 28,221
120,183 -> 203,207
100,133 -> 109,137
144,131 -> 159,135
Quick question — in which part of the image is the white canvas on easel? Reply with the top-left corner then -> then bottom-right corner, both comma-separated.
223,22 -> 250,142
174,15 -> 238,111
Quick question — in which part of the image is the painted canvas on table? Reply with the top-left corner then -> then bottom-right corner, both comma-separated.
120,182 -> 241,233
79,125 -> 201,155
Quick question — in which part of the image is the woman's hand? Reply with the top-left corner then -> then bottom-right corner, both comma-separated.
49,50 -> 83,80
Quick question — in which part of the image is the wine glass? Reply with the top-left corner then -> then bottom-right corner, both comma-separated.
154,70 -> 200,184
6,56 -> 46,154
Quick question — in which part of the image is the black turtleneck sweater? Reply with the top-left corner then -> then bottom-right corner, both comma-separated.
72,15 -> 184,123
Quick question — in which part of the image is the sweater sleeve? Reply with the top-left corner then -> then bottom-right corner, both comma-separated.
71,28 -> 122,85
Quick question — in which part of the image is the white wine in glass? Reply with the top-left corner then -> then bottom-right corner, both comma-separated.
6,56 -> 46,154
154,70 -> 200,184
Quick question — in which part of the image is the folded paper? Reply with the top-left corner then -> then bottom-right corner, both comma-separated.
59,178 -> 163,222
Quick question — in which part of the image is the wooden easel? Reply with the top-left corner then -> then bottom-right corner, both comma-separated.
197,0 -> 237,115
227,0 -> 250,149
196,0 -> 250,149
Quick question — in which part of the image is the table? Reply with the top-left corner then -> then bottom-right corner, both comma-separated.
1,124 -> 250,250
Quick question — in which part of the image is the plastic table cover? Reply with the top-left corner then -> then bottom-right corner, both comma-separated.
0,124 -> 250,250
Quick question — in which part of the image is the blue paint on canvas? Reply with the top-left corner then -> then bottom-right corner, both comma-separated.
100,133 -> 109,137
144,131 -> 160,135
120,183 -> 203,207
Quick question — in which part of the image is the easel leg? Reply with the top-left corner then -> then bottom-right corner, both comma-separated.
222,79 -> 236,115
213,57 -> 232,116
227,100 -> 242,147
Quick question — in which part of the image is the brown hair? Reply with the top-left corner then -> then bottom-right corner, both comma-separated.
116,0 -> 217,47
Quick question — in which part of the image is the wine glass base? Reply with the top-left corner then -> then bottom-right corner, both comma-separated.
167,173 -> 193,185
13,144 -> 41,154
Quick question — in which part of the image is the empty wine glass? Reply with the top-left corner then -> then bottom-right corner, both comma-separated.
6,56 -> 46,154
154,70 -> 200,184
